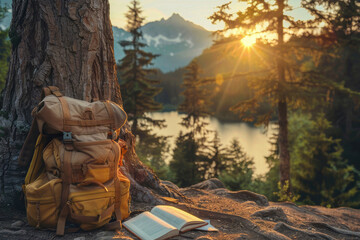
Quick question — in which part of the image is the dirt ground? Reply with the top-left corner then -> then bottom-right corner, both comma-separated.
1,180 -> 360,240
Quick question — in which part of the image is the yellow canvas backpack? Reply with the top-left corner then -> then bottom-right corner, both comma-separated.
19,86 -> 131,235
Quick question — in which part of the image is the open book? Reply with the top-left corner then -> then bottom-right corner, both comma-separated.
123,205 -> 208,240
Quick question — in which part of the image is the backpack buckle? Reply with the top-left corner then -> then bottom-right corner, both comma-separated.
63,132 -> 74,151
63,132 -> 72,142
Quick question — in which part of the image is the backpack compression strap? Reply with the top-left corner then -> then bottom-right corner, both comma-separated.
51,89 -> 74,236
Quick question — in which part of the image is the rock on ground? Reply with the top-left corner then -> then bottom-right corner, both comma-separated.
190,178 -> 225,190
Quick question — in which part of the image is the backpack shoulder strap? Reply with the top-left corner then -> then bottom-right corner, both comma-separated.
18,120 -> 40,167
18,86 -> 62,167
23,134 -> 46,185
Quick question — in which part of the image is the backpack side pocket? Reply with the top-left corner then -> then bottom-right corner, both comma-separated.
25,173 -> 62,228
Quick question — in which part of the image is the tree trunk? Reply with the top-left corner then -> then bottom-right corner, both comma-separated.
276,0 -> 291,191
0,0 -> 182,204
278,100 -> 290,186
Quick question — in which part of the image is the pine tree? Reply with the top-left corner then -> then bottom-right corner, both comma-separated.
169,132 -> 201,187
289,112 -> 359,207
198,131 -> 228,179
135,127 -> 169,179
219,139 -> 255,191
209,0 -> 290,192
118,0 -> 163,136
178,60 -> 211,139
210,0 -> 359,194
169,60 -> 213,186
303,0 -> 360,204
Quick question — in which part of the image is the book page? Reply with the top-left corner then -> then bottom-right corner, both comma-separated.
195,220 -> 218,232
151,205 -> 206,231
123,211 -> 179,240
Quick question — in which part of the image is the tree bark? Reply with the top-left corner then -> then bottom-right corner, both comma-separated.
3,0 -> 121,128
278,100 -> 290,187
0,0 -> 181,204
276,0 -> 291,191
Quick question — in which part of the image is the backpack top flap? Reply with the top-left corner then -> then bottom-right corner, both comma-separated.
35,95 -> 127,136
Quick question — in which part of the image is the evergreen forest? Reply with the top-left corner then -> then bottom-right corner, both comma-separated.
116,0 -> 360,208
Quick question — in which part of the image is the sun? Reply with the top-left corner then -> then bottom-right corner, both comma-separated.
241,35 -> 256,47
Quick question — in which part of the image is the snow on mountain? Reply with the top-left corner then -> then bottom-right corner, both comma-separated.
143,33 -> 183,47
113,13 -> 213,72
0,0 -> 13,30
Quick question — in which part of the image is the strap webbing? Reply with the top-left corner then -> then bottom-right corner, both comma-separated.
48,86 -> 63,97
56,150 -> 72,236
41,86 -> 62,99
24,135 -> 45,185
56,203 -> 70,236
64,119 -> 114,127
103,220 -> 122,231
57,97 -> 71,133
18,120 -> 40,167
112,141 -> 122,221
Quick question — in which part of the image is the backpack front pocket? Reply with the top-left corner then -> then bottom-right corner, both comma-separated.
68,180 -> 115,231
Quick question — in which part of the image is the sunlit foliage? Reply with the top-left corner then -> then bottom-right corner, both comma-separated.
210,0 -> 360,194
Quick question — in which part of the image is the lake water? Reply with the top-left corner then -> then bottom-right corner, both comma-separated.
149,112 -> 276,176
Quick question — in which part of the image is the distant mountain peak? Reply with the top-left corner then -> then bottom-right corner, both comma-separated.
168,13 -> 185,22
112,13 -> 213,72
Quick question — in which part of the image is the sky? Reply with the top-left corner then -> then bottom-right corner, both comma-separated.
109,0 -> 313,31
